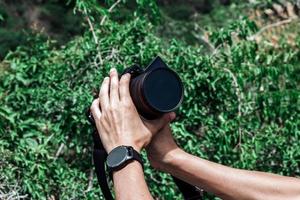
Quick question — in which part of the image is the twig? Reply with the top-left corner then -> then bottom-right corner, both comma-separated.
85,168 -> 94,193
223,68 -> 241,119
100,0 -> 122,25
83,6 -> 99,44
192,31 -> 216,52
148,173 -> 162,185
83,7 -> 103,66
223,68 -> 243,148
95,48 -> 103,66
84,1 -> 122,67
210,44 -> 223,58
86,16 -> 98,45
54,143 -> 65,160
248,18 -> 295,41
0,175 -> 28,199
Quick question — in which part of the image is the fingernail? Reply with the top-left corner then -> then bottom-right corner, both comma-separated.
125,73 -> 131,78
110,68 -> 116,73
104,77 -> 109,81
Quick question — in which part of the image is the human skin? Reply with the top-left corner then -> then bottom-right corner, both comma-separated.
90,68 -> 174,200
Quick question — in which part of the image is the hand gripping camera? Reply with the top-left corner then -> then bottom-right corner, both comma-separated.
87,56 -> 203,200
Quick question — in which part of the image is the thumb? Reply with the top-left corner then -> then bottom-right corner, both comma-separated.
145,112 -> 176,133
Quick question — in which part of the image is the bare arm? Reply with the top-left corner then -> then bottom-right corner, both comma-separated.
163,148 -> 300,200
113,161 -> 153,200
90,68 -> 173,200
147,126 -> 300,200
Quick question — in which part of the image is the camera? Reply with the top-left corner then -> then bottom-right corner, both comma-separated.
87,56 -> 183,121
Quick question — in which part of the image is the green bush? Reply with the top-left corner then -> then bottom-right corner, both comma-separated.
0,1 -> 299,199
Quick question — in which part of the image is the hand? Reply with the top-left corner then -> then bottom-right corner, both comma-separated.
146,124 -> 182,171
90,68 -> 174,153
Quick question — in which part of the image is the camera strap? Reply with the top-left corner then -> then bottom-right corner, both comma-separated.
93,131 -> 114,200
172,177 -> 203,200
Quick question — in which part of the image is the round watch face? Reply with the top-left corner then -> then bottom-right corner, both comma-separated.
106,146 -> 130,169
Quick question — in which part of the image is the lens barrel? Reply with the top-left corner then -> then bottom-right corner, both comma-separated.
126,57 -> 183,119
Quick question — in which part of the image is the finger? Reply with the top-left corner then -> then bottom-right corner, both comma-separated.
119,73 -> 132,103
90,98 -> 102,120
99,77 -> 110,110
109,68 -> 120,105
144,112 -> 176,134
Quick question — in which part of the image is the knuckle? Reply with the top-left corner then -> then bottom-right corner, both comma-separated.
90,101 -> 98,112
99,117 -> 104,123
90,105 -> 95,112
94,115 -> 100,121
123,99 -> 132,105
122,101 -> 129,106
145,131 -> 152,141
108,105 -> 117,113
100,111 -> 107,119
91,99 -> 97,106
123,101 -> 132,109
100,115 -> 106,124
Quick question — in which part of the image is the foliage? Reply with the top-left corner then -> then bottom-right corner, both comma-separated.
0,0 -> 84,59
0,0 -> 299,199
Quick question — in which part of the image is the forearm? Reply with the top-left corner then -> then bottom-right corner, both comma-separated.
113,161 -> 153,200
162,148 -> 300,200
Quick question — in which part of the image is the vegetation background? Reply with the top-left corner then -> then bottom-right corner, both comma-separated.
0,0 -> 299,199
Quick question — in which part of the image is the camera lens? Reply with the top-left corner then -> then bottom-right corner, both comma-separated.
130,68 -> 183,119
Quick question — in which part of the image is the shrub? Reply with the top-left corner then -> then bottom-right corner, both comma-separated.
0,1 -> 299,199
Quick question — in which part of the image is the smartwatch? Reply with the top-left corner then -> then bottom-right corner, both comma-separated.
106,146 -> 143,172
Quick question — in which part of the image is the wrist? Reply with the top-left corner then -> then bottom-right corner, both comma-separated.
108,142 -> 142,153
112,159 -> 143,176
156,147 -> 185,172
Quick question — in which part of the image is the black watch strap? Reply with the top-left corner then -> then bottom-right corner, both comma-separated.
131,147 -> 144,169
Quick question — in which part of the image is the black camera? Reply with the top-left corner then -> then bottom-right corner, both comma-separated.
87,56 -> 184,122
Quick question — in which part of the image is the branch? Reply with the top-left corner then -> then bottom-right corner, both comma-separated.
192,31 -> 216,52
84,168 -> 94,193
223,68 -> 241,118
54,143 -> 65,160
83,7 -> 104,66
223,68 -> 243,148
248,18 -> 296,41
84,1 -> 122,67
0,175 -> 28,199
82,6 -> 99,44
100,0 -> 122,25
